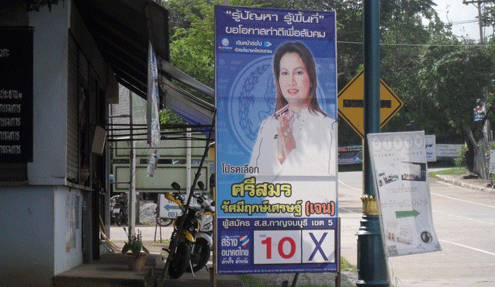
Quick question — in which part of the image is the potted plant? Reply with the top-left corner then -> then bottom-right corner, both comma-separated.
121,229 -> 150,271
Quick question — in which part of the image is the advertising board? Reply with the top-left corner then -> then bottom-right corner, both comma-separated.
215,5 -> 338,274
367,131 -> 441,257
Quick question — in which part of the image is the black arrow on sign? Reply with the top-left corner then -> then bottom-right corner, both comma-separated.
343,100 -> 392,108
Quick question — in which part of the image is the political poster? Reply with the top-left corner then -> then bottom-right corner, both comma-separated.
215,6 -> 338,274
367,131 -> 442,257
147,43 -> 160,148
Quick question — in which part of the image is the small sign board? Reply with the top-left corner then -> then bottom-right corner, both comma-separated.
157,193 -> 203,219
489,150 -> 495,174
425,135 -> 436,162
367,131 -> 442,257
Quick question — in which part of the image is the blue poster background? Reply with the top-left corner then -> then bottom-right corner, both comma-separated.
215,5 -> 338,274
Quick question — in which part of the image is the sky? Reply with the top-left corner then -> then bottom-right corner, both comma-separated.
431,0 -> 493,42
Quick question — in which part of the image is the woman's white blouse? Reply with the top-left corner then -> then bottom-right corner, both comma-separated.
249,108 -> 337,178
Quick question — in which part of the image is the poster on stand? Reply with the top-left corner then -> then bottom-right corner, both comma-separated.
215,5 -> 338,274
367,131 -> 442,257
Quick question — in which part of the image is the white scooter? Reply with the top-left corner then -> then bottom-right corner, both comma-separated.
187,181 -> 215,273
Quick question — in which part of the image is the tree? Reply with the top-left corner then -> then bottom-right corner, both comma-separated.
419,35 -> 495,177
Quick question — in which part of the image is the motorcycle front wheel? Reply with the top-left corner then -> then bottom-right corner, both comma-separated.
187,238 -> 210,273
167,241 -> 191,279
157,218 -> 174,227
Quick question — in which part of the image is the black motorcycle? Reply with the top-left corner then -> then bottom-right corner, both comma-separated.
163,181 -> 214,279
110,193 -> 128,226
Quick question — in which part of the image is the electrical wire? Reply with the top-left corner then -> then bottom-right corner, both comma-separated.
337,40 -> 495,47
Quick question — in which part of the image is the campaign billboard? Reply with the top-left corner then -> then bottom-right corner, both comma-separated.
215,6 -> 338,274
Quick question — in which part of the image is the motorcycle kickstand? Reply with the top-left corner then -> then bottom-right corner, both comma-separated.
189,260 -> 195,278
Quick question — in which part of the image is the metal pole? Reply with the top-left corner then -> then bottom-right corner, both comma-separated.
187,127 -> 192,197
128,90 -> 136,238
356,1 -> 389,286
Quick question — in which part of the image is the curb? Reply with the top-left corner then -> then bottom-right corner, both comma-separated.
435,175 -> 495,193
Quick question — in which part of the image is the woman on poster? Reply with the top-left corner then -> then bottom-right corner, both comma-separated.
249,41 -> 337,178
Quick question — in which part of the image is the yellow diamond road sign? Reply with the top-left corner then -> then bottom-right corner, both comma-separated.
338,70 -> 403,138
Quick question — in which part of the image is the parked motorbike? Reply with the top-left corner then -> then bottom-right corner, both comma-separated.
163,181 -> 215,279
110,193 -> 128,226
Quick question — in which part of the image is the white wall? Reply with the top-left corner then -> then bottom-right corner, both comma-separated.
0,3 -> 86,286
27,2 -> 69,185
54,186 -> 83,274
0,186 -> 55,287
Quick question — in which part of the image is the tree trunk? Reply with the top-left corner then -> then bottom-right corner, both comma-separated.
463,124 -> 490,180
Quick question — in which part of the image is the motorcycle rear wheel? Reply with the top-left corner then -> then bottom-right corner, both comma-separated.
167,241 -> 191,279
187,238 -> 210,273
116,211 -> 123,226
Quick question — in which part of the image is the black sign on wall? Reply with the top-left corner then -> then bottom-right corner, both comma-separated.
0,27 -> 33,162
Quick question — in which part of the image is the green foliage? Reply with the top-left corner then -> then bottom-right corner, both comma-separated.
160,107 -> 187,125
165,0 -> 261,91
419,40 -> 495,136
454,145 -> 467,168
428,167 -> 466,178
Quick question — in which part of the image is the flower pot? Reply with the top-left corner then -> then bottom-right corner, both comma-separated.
127,252 -> 148,271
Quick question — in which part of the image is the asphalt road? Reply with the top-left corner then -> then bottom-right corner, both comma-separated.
338,171 -> 495,287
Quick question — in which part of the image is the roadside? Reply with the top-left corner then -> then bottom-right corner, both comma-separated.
432,170 -> 495,194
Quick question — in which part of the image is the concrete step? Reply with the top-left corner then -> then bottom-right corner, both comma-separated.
54,253 -> 159,287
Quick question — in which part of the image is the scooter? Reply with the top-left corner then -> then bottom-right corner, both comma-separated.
163,181 -> 215,279
188,183 -> 214,273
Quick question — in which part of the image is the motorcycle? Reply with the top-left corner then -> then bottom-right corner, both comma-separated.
110,193 -> 128,226
163,181 -> 215,279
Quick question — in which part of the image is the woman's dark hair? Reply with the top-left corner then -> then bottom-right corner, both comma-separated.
273,42 -> 326,116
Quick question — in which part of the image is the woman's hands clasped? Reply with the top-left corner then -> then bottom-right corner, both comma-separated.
277,114 -> 296,164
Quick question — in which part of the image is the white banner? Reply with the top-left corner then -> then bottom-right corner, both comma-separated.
367,131 -> 441,257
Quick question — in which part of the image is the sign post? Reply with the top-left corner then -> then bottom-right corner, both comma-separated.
358,1 -> 389,286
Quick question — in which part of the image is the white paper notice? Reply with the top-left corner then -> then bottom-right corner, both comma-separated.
367,131 -> 442,257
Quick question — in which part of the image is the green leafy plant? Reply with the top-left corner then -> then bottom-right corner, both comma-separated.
121,230 -> 149,255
